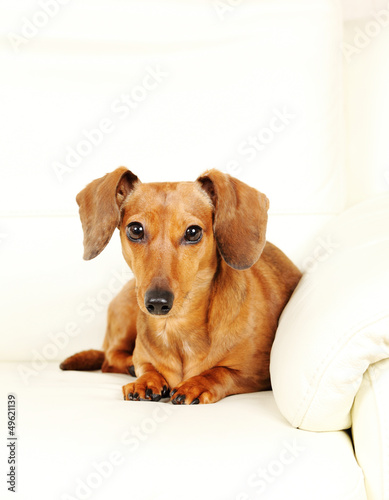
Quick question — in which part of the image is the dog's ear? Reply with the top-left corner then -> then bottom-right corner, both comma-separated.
76,167 -> 139,260
197,169 -> 269,270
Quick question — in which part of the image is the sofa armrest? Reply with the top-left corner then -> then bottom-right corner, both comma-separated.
352,358 -> 389,500
270,194 -> 389,431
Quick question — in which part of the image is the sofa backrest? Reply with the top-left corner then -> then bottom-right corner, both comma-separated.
0,0 -> 346,362
343,8 -> 389,206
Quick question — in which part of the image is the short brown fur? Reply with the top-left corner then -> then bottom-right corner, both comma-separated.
60,168 -> 301,404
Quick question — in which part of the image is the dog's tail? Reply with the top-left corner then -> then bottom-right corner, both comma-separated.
60,349 -> 105,371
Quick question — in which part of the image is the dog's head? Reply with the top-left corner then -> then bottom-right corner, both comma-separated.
76,167 -> 269,317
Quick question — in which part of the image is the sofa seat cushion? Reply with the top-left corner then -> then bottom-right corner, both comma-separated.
2,362 -> 366,500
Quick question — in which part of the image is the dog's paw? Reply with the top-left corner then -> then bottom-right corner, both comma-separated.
122,373 -> 170,402
170,376 -> 218,405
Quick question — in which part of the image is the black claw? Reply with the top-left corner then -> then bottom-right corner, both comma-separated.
172,394 -> 186,405
145,388 -> 152,399
128,392 -> 133,400
151,394 -> 162,402
190,398 -> 200,405
128,365 -> 136,377
133,392 -> 139,400
170,389 -> 177,398
161,385 -> 170,398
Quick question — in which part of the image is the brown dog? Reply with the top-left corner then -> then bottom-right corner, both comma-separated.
60,167 -> 301,404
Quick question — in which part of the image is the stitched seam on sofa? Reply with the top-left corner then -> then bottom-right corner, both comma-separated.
293,311 -> 389,428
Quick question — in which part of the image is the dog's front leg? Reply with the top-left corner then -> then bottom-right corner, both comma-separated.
170,366 -> 257,405
102,280 -> 138,375
102,349 -> 134,375
122,363 -> 170,402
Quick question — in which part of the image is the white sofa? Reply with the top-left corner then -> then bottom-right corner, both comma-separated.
1,1 -> 388,499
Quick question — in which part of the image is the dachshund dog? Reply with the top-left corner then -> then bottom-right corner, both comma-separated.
60,167 -> 301,404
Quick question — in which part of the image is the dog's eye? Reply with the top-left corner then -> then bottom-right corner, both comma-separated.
185,225 -> 203,243
126,222 -> 144,241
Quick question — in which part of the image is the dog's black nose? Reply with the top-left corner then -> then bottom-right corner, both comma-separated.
144,289 -> 174,315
